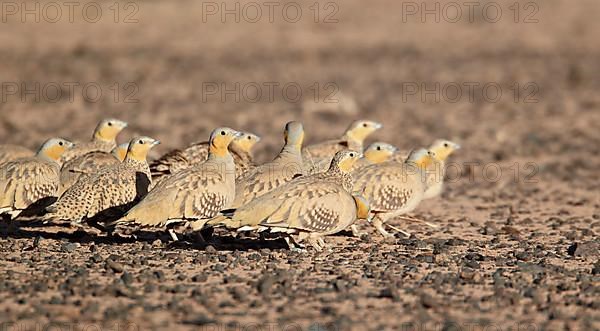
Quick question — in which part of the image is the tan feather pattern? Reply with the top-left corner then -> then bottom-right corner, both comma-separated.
232,122 -> 304,207
60,140 -> 116,164
0,158 -> 60,210
59,118 -> 127,163
58,150 -> 121,195
0,138 -> 73,217
353,162 -> 425,214
352,148 -> 433,237
45,137 -> 157,224
302,120 -> 382,173
213,150 -> 362,232
150,140 -> 254,180
115,128 -> 239,229
45,158 -> 151,223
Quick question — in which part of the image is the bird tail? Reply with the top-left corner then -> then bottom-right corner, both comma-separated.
206,209 -> 237,228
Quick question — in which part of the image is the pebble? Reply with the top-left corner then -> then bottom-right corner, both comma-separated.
105,260 -> 124,273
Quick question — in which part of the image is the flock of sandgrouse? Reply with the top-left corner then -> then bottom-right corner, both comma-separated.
0,119 -> 459,250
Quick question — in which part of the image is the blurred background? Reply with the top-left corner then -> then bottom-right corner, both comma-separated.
1,1 -> 599,328
0,0 -> 598,179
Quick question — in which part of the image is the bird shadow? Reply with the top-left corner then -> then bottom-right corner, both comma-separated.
0,218 -> 290,251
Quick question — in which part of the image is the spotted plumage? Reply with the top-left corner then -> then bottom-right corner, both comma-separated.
211,150 -> 368,250
352,148 -> 435,237
60,118 -> 128,163
232,121 -> 306,208
0,138 -> 74,219
150,131 -> 260,181
44,137 -> 158,224
113,128 -> 240,232
303,119 -> 382,173
58,143 -> 129,195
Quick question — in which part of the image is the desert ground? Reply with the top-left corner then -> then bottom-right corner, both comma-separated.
0,0 -> 598,330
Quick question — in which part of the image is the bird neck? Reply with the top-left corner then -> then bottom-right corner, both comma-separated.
344,130 -> 367,147
125,149 -> 149,164
209,140 -> 231,158
93,130 -> 116,143
323,165 -> 353,191
37,146 -> 62,163
276,144 -> 302,161
208,148 -> 234,163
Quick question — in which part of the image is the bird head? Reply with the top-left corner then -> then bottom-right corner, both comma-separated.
364,142 -> 397,164
209,128 -> 242,157
126,136 -> 160,162
353,195 -> 371,220
111,143 -> 129,161
406,148 -> 436,169
283,121 -> 304,149
345,120 -> 382,143
233,131 -> 261,153
37,138 -> 74,161
331,150 -> 362,173
93,118 -> 128,143
429,139 -> 460,161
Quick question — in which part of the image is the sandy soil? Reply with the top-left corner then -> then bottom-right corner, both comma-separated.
0,0 -> 598,330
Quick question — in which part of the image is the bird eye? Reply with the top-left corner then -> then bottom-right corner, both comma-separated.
59,141 -> 64,146
362,123 -> 368,127
221,131 -> 226,135
376,146 -> 381,151
349,153 -> 355,157
247,136 -> 252,140
139,140 -> 144,144
108,122 -> 113,126
444,143 -> 448,147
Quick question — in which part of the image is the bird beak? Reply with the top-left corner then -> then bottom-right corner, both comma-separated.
235,131 -> 243,138
374,122 -> 383,129
254,135 -> 262,142
152,140 -> 161,146
453,143 -> 461,150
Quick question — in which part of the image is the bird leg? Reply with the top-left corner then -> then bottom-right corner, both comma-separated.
285,235 -> 306,251
396,215 -> 438,228
168,229 -> 179,242
385,223 -> 411,237
350,224 -> 367,238
308,238 -> 323,252
372,217 -> 395,238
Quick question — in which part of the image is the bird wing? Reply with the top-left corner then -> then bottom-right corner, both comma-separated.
150,141 -> 211,179
86,165 -> 139,217
121,160 -> 233,226
258,182 -> 355,235
0,158 -> 59,210
233,157 -> 304,207
353,162 -> 423,213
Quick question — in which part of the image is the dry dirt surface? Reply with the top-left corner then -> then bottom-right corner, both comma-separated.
0,0 -> 599,330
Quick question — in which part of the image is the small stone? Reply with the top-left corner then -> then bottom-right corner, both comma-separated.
120,272 -> 134,286
61,242 -> 79,253
184,314 -> 215,326
568,242 -> 599,257
592,260 -> 600,275
191,274 -> 208,282
105,260 -> 124,273
420,293 -> 437,308
515,252 -> 531,261
256,276 -> 275,296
